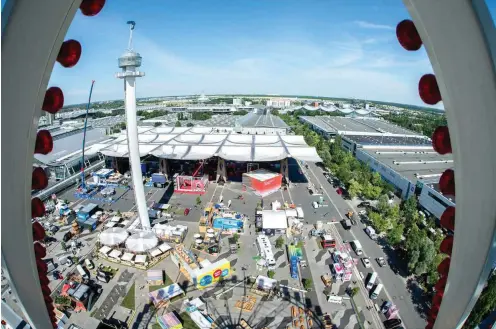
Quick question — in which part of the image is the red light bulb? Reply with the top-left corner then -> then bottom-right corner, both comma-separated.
440,206 -> 455,231
396,19 -> 422,51
32,167 -> 49,190
32,197 -> 46,218
432,126 -> 452,155
35,130 -> 53,155
33,222 -> 46,241
438,257 -> 451,276
42,87 -> 64,114
34,242 -> 47,259
57,40 -> 82,68
440,236 -> 454,256
439,169 -> 455,195
419,74 -> 442,105
80,0 -> 106,16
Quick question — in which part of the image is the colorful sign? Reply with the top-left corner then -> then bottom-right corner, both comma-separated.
196,259 -> 231,289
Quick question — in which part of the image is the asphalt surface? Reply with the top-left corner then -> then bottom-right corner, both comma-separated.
303,161 -> 427,329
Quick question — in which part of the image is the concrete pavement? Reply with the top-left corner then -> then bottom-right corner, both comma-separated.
304,161 -> 427,329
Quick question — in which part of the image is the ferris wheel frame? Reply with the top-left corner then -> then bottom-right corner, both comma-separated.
1,0 -> 496,328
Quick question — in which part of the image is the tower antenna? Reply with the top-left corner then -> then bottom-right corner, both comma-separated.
127,20 -> 136,50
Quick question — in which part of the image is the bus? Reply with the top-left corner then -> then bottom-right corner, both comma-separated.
366,272 -> 378,289
370,283 -> 384,300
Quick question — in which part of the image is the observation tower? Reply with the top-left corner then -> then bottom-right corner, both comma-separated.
116,21 -> 150,229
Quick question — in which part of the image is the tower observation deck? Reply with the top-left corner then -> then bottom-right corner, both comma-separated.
116,21 -> 150,229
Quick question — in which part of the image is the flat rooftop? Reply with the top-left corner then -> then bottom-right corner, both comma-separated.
345,135 -> 431,147
360,147 -> 453,185
301,116 -> 421,136
34,128 -> 110,166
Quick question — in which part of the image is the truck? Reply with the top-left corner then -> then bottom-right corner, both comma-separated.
321,234 -> 336,248
341,219 -> 352,230
365,226 -> 378,240
296,207 -> 304,219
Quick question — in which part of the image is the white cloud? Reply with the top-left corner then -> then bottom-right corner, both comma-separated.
354,20 -> 395,30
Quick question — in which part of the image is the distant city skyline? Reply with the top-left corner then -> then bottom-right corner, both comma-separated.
41,0 -> 495,108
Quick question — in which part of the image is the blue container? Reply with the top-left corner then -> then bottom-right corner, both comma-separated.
141,163 -> 147,175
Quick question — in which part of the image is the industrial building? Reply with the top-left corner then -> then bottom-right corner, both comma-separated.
347,134 -> 454,220
300,116 -> 423,139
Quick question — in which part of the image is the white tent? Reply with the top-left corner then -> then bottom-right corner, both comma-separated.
262,210 -> 288,229
99,227 -> 129,246
92,127 -> 322,162
126,231 -> 159,252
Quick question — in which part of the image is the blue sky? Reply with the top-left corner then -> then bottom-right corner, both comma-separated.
42,0 -> 495,107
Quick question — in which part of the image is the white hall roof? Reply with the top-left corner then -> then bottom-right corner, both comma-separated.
87,127 -> 322,162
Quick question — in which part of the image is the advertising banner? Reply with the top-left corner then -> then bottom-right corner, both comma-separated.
196,260 -> 231,289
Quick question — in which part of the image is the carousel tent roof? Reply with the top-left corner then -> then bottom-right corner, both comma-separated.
99,227 -> 129,246
86,127 -> 322,162
125,231 -> 159,252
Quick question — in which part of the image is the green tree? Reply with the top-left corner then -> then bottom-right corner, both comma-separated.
347,179 -> 362,199
302,278 -> 313,290
386,204 -> 400,221
402,197 -> 420,227
463,274 -> 496,329
386,221 -> 404,246
369,211 -> 389,233
186,122 -> 194,127
60,241 -> 67,251
267,270 -> 275,279
175,121 -> 182,127
362,182 -> 382,200
119,122 -> 126,130
371,172 -> 382,186
232,233 -> 239,243
275,236 -> 285,249
196,196 -> 202,207
377,194 -> 390,215
351,287 -> 360,297
336,166 -> 352,185
414,237 -> 437,275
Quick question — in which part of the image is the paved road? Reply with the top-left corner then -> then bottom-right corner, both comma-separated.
304,161 -> 427,329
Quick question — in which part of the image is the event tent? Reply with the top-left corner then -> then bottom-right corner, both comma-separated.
86,127 -> 322,162
126,231 -> 159,252
99,227 -> 129,246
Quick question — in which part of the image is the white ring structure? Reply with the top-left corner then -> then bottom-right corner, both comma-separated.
1,0 -> 495,328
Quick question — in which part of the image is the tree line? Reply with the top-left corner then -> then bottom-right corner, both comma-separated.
279,113 -> 447,290
382,112 -> 447,138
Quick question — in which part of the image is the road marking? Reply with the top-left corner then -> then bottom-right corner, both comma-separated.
299,161 -> 385,329
306,163 -> 406,328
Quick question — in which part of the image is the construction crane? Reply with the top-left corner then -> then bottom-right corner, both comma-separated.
78,80 -> 96,193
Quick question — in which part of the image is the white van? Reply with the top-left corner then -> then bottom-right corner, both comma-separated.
76,265 -> 89,280
366,272 -> 378,290
365,226 -> 377,240
351,240 -> 363,255
370,283 -> 383,300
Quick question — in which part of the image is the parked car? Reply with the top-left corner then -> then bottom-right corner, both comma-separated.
381,301 -> 392,314
377,257 -> 387,267
362,257 -> 371,268
358,201 -> 371,208
184,208 -> 190,216
383,318 -> 402,329
321,274 -> 332,287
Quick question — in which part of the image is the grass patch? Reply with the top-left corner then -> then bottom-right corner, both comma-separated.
179,312 -> 200,329
151,324 -> 161,329
121,282 -> 136,310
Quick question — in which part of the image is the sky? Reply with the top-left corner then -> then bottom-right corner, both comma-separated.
41,0 -> 495,107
